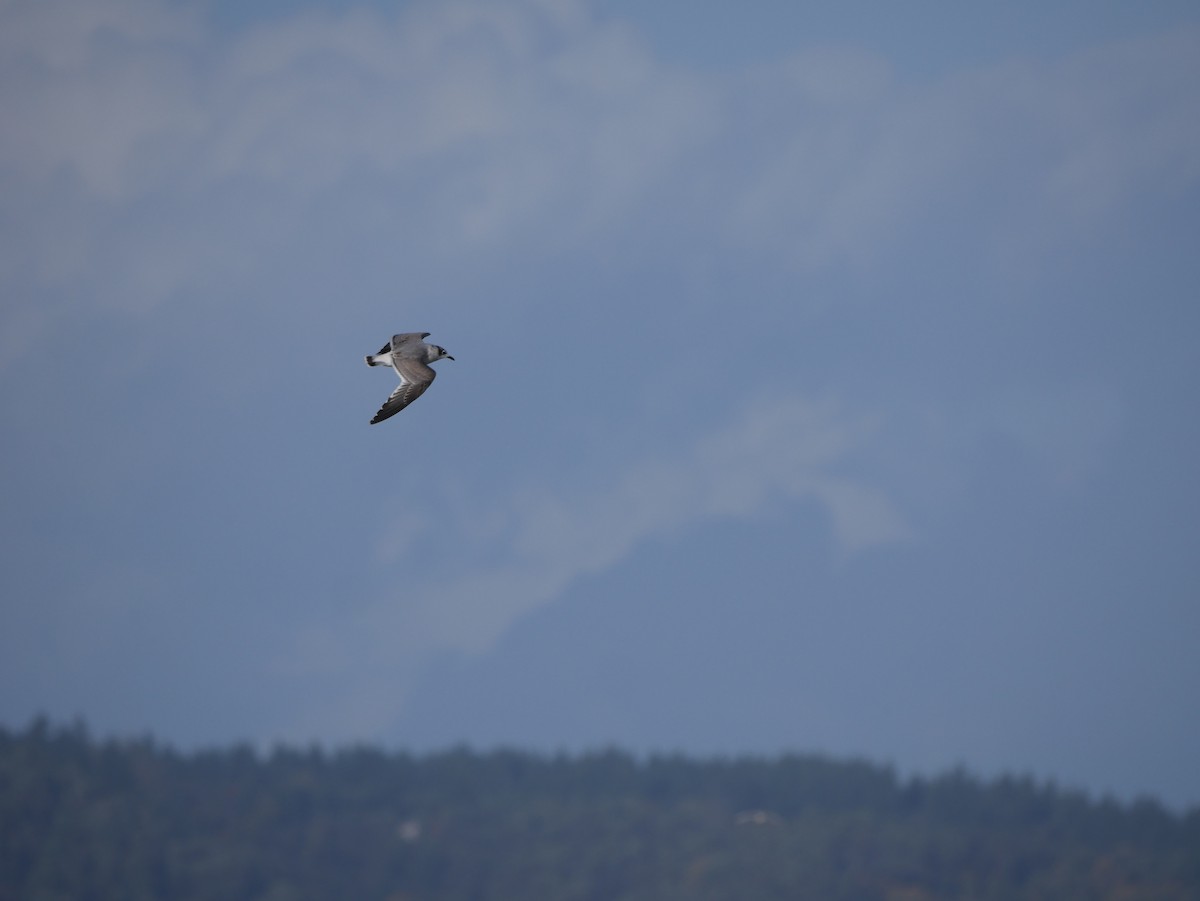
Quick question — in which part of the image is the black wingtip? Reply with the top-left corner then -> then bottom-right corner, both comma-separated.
370,407 -> 396,425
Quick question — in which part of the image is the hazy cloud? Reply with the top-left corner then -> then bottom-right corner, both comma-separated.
5,2 -> 1196,314
281,394 -> 908,737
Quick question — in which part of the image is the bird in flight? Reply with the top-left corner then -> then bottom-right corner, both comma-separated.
365,332 -> 455,424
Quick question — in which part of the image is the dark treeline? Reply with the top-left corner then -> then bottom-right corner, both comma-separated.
2,719 -> 1197,900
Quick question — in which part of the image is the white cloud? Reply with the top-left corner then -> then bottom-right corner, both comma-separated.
278,394 -> 908,738
0,0 -> 722,345
2,0 -> 1197,339
728,27 -> 1200,271
0,0 -> 205,197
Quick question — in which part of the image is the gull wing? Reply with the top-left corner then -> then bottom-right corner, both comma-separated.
389,332 -> 431,349
369,358 -> 437,424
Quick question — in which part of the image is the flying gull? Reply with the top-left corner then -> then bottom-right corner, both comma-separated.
365,332 -> 454,424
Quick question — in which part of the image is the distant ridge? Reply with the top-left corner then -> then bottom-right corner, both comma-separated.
3,719 -> 1197,900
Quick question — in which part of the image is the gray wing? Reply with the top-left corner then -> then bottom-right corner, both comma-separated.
369,358 -> 437,424
374,333 -> 436,357
390,332 -> 431,349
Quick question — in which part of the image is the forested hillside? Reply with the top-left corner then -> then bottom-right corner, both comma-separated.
2,720 -> 1197,900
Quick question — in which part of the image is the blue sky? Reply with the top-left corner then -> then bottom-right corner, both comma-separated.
2,0 -> 1199,809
